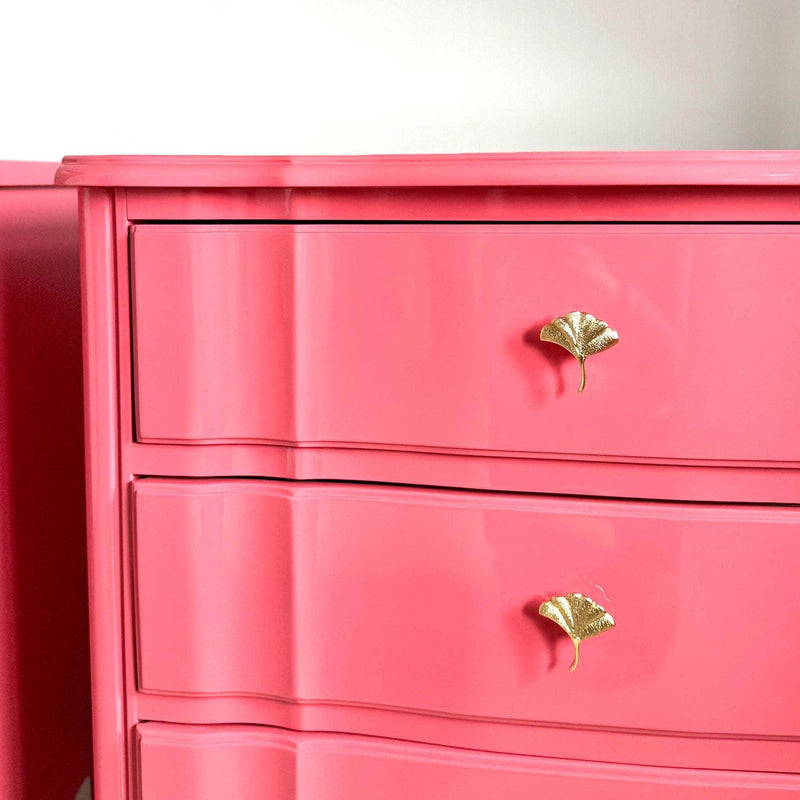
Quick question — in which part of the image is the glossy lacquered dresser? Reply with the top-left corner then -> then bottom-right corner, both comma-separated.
56,153 -> 800,799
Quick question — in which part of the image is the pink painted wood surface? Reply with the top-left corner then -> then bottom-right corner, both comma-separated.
56,151 -> 800,187
134,688 -> 800,775
0,161 -> 62,186
123,440 -> 800,504
132,479 -> 800,765
136,723 -> 800,800
132,224 -> 800,463
0,177 -> 92,799
132,227 -> 294,443
124,185 -> 800,223
135,695 -> 800,776
79,190 -> 128,800
75,159 -> 800,797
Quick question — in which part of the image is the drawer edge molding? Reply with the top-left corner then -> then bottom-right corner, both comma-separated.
126,442 -> 800,504
135,722 -> 800,800
135,691 -> 800,774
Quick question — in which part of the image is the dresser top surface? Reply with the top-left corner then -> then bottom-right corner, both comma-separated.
0,161 -> 59,187
55,151 -> 800,188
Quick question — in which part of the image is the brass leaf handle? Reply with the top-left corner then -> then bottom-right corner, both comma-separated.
538,593 -> 615,671
539,312 -> 619,392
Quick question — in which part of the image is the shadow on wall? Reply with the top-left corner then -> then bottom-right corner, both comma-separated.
0,181 -> 92,799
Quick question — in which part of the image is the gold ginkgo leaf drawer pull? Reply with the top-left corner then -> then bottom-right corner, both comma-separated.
538,592 -> 616,671
539,312 -> 619,392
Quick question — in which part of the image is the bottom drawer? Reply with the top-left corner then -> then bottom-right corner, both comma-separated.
137,723 -> 799,799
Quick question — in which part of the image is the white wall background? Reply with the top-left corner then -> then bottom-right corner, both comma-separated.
2,0 -> 799,159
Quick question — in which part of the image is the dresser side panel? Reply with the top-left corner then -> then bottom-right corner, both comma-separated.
81,188 -> 127,800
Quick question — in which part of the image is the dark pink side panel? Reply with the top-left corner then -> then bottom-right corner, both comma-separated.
0,182 -> 92,799
136,723 -> 800,800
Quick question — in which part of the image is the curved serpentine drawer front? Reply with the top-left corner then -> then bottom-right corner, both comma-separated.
133,478 -> 800,769
136,723 -> 800,800
131,224 -> 800,463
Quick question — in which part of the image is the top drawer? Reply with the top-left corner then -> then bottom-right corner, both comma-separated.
131,224 -> 800,463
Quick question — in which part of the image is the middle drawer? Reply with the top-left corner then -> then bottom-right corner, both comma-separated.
132,478 -> 800,771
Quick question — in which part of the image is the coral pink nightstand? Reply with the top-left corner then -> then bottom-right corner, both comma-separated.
0,163 -> 91,799
57,153 -> 800,799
